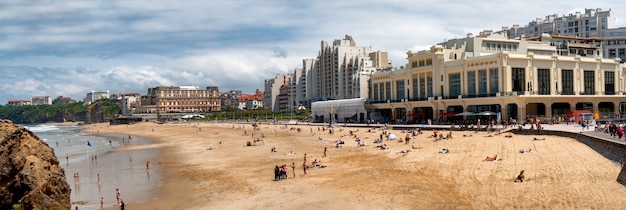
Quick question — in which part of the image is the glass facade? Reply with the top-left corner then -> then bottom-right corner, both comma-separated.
449,73 -> 461,97
489,68 -> 499,93
512,68 -> 525,93
583,71 -> 595,95
479,70 -> 487,94
605,71 -> 615,95
562,70 -> 574,95
468,71 -> 476,95
396,80 -> 405,100
538,69 -> 550,95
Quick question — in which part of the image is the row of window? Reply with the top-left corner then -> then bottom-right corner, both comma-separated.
372,68 -> 616,101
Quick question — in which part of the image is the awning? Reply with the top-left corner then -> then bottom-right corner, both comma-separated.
436,112 -> 457,117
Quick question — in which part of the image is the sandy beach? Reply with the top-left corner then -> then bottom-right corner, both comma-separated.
85,122 -> 626,209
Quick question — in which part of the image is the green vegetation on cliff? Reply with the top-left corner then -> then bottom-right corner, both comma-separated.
0,99 -> 120,124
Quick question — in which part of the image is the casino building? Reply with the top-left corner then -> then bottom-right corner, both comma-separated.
367,32 -> 626,124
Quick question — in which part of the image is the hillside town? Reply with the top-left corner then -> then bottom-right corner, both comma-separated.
5,8 -> 626,125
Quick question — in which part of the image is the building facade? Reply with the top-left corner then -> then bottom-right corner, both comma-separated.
85,90 -> 110,104
144,86 -> 220,113
506,8 -> 614,39
6,100 -> 31,106
31,96 -> 52,105
264,74 -> 292,111
284,35 -> 391,111
53,96 -> 76,104
368,33 -> 625,124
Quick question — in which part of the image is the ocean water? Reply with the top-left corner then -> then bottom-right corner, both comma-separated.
25,124 -> 162,209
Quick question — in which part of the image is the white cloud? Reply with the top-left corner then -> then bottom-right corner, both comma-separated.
1,0 -> 626,103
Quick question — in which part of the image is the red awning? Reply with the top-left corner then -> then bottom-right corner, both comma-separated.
436,112 -> 457,117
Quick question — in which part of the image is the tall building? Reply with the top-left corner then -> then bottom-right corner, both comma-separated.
144,85 -> 220,113
368,33 -> 625,123
286,35 -> 391,110
495,8 -> 626,62
31,96 -> 52,105
264,74 -> 292,111
506,8 -> 614,39
603,27 -> 626,62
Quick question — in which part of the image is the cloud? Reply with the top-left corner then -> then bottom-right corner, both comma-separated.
1,0 -> 625,104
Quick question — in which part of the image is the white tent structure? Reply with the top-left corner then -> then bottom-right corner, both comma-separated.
311,98 -> 367,123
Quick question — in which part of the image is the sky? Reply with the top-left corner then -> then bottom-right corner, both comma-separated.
1,0 -> 625,104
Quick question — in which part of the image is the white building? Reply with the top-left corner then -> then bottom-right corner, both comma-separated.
264,74 -> 292,111
85,90 -> 110,104
287,35 -> 391,110
31,96 -> 52,105
506,8 -> 614,39
368,33 -> 625,124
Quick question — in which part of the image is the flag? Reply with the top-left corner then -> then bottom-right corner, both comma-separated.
87,141 -> 92,147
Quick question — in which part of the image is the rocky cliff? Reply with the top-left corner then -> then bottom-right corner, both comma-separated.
0,120 -> 71,209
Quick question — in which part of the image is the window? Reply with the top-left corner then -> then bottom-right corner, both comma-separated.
512,68 -> 525,93
562,70 -> 574,95
489,68 -> 499,93
468,72 -> 476,95
373,84 -> 379,101
479,70 -> 487,94
413,78 -> 419,100
385,82 -> 391,100
537,69 -> 550,95
396,80 -> 405,99
419,77 -> 426,99
449,73 -> 461,97
605,71 -> 615,95
427,77 -> 433,97
583,71 -> 595,95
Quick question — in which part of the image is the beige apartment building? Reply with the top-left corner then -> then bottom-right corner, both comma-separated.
143,85 -> 220,113
368,33 -> 626,123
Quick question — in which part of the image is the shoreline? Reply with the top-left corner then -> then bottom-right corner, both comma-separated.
60,128 -> 163,210
86,121 -> 626,209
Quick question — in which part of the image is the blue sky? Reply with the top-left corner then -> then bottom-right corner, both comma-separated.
1,0 -> 625,104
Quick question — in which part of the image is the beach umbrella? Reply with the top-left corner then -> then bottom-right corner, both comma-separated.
456,111 -> 476,116
478,111 -> 497,116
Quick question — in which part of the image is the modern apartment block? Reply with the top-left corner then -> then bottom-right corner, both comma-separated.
31,96 -> 52,105
286,35 -> 391,110
264,74 -> 292,111
497,8 -> 626,62
506,8 -> 614,39
144,85 -> 220,113
603,27 -> 626,62
368,33 -> 625,123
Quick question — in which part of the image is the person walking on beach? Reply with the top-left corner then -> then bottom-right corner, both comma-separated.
323,147 -> 327,158
302,162 -> 307,175
116,188 -> 121,205
146,161 -> 150,171
119,201 -> 125,210
100,197 -> 104,208
291,162 -> 296,177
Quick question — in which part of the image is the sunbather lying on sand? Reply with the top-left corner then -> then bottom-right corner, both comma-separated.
519,149 -> 532,153
533,137 -> 545,141
484,155 -> 498,161
505,134 -> 513,138
439,148 -> 449,154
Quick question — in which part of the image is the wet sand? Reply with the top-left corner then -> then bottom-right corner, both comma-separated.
85,122 -> 626,209
65,134 -> 162,209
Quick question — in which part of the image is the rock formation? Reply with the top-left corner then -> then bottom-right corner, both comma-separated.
0,120 -> 71,209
